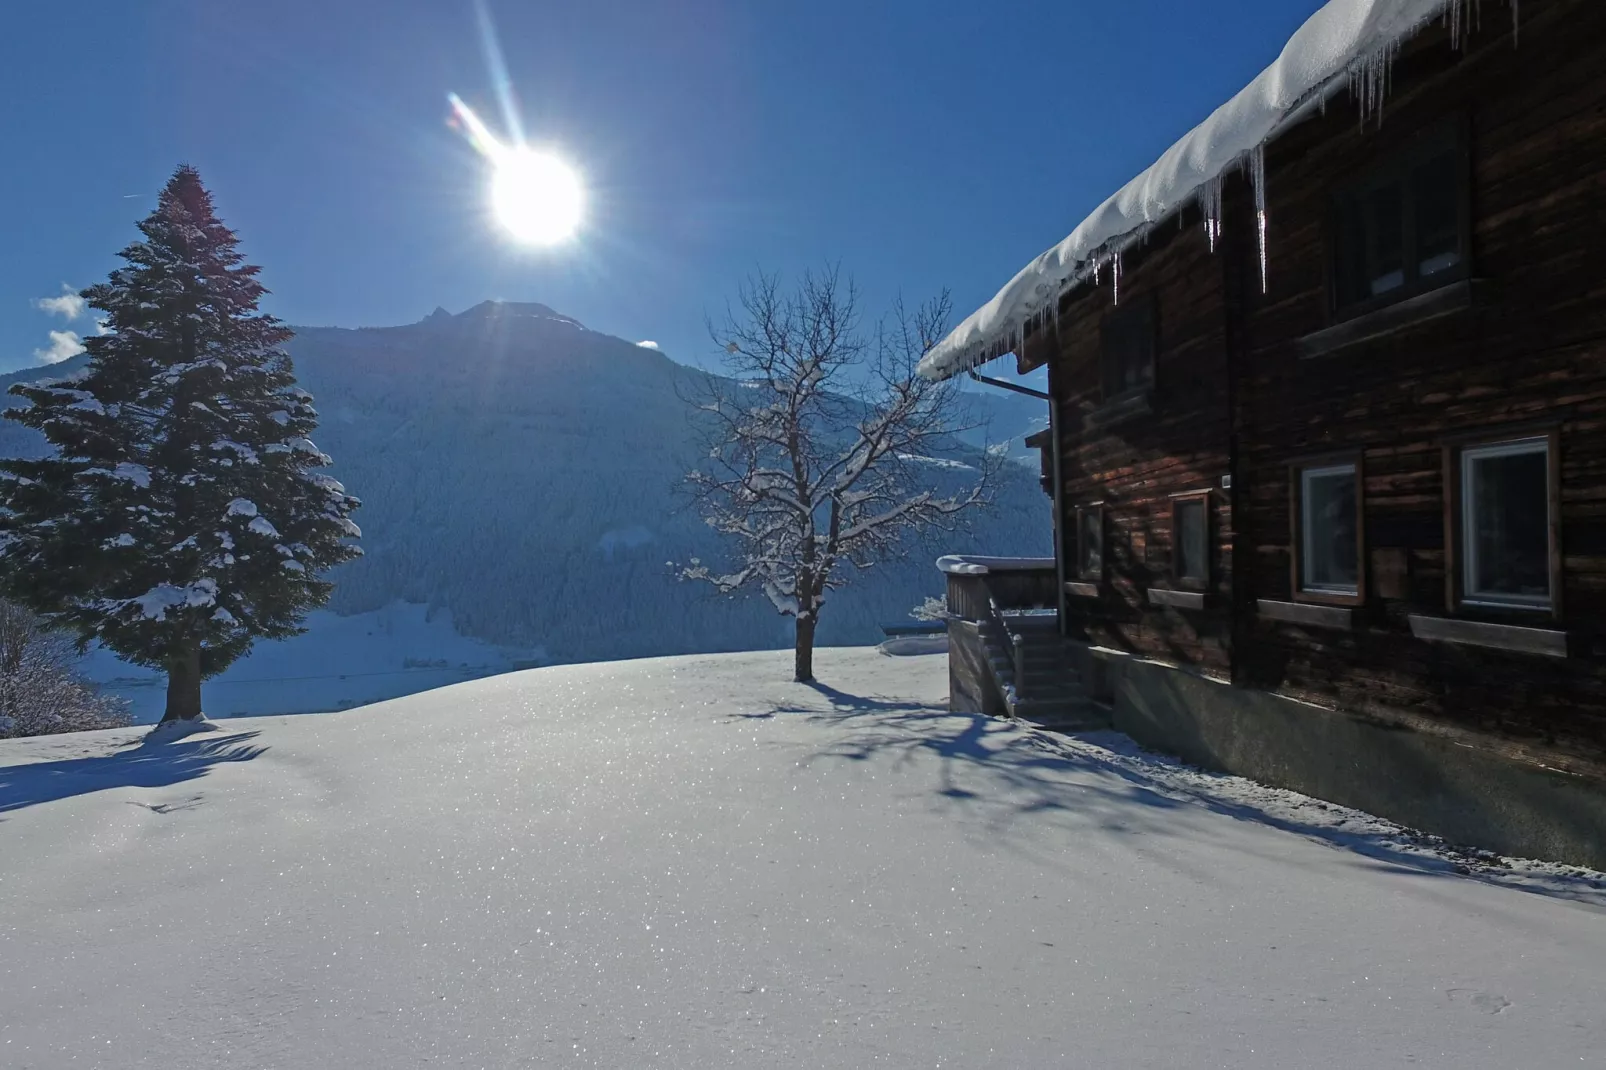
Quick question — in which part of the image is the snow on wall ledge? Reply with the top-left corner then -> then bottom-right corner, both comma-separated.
918,0 -> 1513,382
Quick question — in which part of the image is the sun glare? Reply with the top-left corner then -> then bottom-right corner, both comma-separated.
448,94 -> 585,247
491,148 -> 584,246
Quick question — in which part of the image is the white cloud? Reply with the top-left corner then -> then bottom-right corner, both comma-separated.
34,330 -> 86,365
33,284 -> 87,321
636,340 -> 660,350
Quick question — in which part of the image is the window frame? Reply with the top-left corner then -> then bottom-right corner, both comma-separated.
1074,503 -> 1105,581
1327,118 -> 1471,323
1169,490 -> 1213,592
1099,293 -> 1158,404
1288,451 -> 1367,607
1443,430 -> 1561,619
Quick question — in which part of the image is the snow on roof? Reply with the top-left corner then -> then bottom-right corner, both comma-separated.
918,0 -> 1504,381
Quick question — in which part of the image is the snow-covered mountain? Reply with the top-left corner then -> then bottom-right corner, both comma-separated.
0,302 -> 1048,683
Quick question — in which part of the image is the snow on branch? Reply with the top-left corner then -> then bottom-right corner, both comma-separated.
677,271 -> 997,632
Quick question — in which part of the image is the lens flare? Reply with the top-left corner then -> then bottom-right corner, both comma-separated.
447,92 -> 586,247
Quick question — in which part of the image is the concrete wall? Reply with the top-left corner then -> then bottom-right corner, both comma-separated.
1088,644 -> 1606,871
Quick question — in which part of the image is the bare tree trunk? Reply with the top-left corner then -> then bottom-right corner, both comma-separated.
164,639 -> 203,721
794,615 -> 817,683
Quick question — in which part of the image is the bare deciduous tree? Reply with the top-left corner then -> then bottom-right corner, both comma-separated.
679,267 -> 995,682
0,601 -> 132,738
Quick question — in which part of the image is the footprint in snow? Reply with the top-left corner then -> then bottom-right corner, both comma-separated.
1447,989 -> 1511,1014
127,794 -> 205,815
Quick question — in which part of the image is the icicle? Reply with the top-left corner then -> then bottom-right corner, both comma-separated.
1200,174 -> 1224,254
1511,0 -> 1519,45
1112,250 -> 1122,306
1250,144 -> 1268,295
1348,36 -> 1399,128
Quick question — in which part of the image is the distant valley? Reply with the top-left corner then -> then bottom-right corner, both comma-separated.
0,302 -> 1050,715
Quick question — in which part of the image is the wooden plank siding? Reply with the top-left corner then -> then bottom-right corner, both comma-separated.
1033,0 -> 1606,774
1037,204 -> 1236,676
1237,0 -> 1606,773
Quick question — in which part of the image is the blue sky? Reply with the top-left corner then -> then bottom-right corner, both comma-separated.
1,0 -> 1318,376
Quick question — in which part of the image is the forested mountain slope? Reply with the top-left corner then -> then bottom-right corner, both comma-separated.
0,302 -> 1049,664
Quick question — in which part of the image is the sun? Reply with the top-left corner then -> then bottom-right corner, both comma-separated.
490,148 -> 584,246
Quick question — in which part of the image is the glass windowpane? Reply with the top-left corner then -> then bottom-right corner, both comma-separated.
1301,464 -> 1358,593
1079,509 -> 1102,578
1463,441 -> 1550,605
1414,151 -> 1461,278
1176,499 -> 1208,583
1335,198 -> 1371,308
1368,184 -> 1406,296
1102,302 -> 1154,398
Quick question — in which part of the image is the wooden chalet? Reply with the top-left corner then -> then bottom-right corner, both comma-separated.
926,0 -> 1606,868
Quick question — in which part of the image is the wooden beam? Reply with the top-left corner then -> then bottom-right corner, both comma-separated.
1297,279 -> 1487,359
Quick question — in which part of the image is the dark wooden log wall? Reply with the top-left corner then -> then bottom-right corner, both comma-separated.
1233,0 -> 1606,773
1039,212 -> 1236,675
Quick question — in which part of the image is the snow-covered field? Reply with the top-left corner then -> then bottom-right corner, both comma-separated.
1,648 -> 1601,1068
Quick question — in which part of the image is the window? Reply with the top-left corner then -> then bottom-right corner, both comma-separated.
1101,295 -> 1156,400
1171,492 -> 1210,589
1075,505 -> 1104,580
1457,437 -> 1554,610
1331,124 -> 1467,315
1292,459 -> 1363,602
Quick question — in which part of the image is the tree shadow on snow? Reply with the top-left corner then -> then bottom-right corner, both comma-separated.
765,683 -> 1606,909
0,730 -> 267,817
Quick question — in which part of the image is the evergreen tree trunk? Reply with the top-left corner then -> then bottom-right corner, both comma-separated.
163,639 -> 203,721
794,615 -> 816,683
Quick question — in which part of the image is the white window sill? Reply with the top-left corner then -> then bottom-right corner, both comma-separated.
1148,589 -> 1206,610
1257,599 -> 1354,629
1407,615 -> 1568,658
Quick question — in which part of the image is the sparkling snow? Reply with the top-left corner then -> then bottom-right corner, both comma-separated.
1,648 -> 1600,1068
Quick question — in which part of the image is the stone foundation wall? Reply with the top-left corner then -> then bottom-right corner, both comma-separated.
1085,644 -> 1606,870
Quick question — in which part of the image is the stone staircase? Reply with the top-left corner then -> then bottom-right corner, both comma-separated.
977,611 -> 1105,731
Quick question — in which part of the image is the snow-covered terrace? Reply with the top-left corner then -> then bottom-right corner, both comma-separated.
917,0 -> 1518,382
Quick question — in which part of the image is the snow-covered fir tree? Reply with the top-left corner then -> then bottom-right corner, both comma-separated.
0,165 -> 360,722
680,268 -> 994,682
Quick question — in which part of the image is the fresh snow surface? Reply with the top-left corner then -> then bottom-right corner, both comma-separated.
2,648 -> 1601,1069
936,554 -> 1056,575
81,602 -> 542,722
918,0 -> 1494,380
